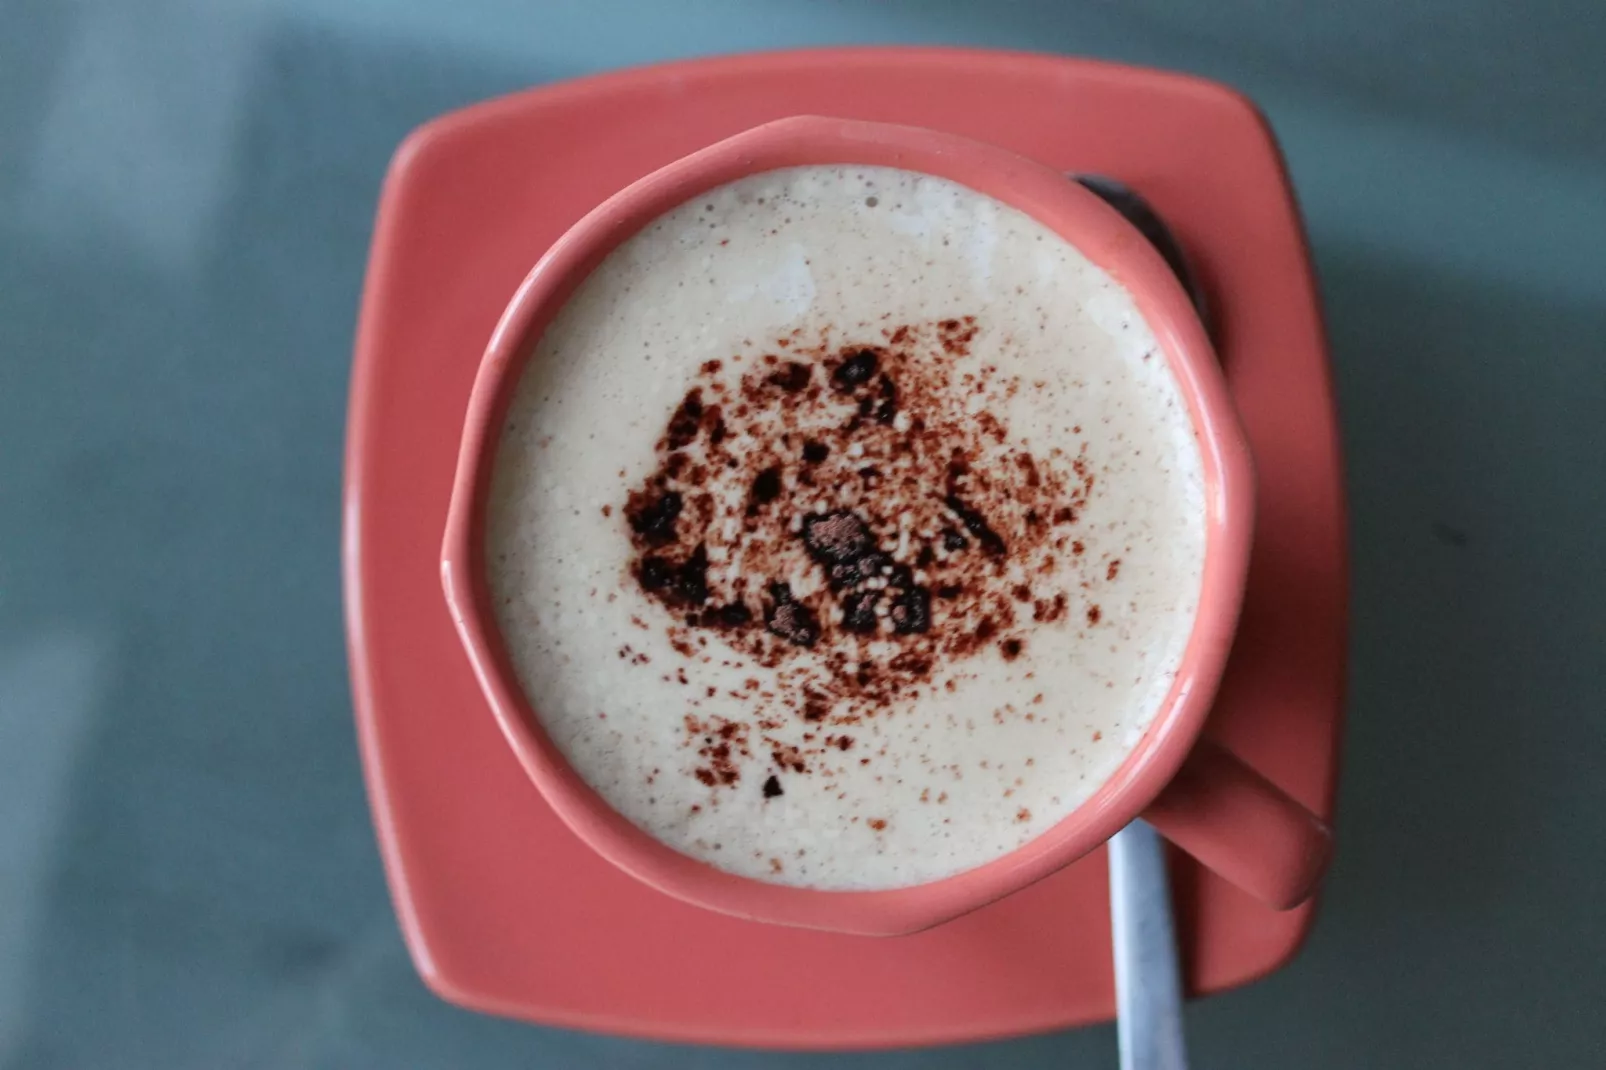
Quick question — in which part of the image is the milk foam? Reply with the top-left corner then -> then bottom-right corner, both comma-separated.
486,166 -> 1205,890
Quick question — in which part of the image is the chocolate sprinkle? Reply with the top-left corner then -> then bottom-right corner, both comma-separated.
800,510 -> 876,565
831,349 -> 880,391
750,465 -> 783,508
636,544 -> 709,607
664,390 -> 704,451
888,584 -> 932,635
768,361 -> 812,392
612,318 -> 1112,794
943,494 -> 1007,556
626,490 -> 682,546
765,586 -> 820,648
840,590 -> 882,634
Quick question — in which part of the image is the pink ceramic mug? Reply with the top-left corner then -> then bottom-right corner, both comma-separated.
441,116 -> 1331,936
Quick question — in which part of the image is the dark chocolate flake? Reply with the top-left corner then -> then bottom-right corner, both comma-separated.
765,592 -> 820,647
749,465 -> 782,508
637,556 -> 674,592
703,601 -> 753,629
767,361 -> 812,392
943,494 -> 1007,556
840,590 -> 882,633
635,544 -> 709,607
626,490 -> 682,546
828,550 -> 892,591
665,389 -> 704,450
831,348 -> 879,391
800,510 -> 876,565
762,775 -> 784,799
873,375 -> 898,424
888,585 -> 932,635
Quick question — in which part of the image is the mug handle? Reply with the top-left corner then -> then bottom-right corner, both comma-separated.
1139,737 -> 1332,910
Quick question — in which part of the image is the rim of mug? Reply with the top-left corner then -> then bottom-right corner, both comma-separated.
441,115 -> 1254,935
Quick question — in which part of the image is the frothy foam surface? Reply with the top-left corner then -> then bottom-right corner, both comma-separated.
486,165 -> 1205,890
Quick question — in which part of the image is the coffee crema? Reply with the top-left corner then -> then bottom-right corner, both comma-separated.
486,165 -> 1205,890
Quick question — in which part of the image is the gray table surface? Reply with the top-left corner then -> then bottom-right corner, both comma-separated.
3,1 -> 1604,1066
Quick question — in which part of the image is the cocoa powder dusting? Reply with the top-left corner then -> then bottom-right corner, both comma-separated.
618,318 -> 1111,795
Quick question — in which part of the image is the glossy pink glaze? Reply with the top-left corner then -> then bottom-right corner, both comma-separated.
439,115 -> 1318,935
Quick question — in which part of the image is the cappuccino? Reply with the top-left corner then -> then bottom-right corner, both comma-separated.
486,165 -> 1205,890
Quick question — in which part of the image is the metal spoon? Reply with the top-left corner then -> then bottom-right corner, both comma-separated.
1107,821 -> 1189,1070
1073,175 -> 1212,341
1073,174 -> 1211,1070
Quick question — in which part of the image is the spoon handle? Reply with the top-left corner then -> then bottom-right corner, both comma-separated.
1109,821 -> 1189,1070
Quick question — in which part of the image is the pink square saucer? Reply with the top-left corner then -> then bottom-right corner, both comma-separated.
343,47 -> 1346,1049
